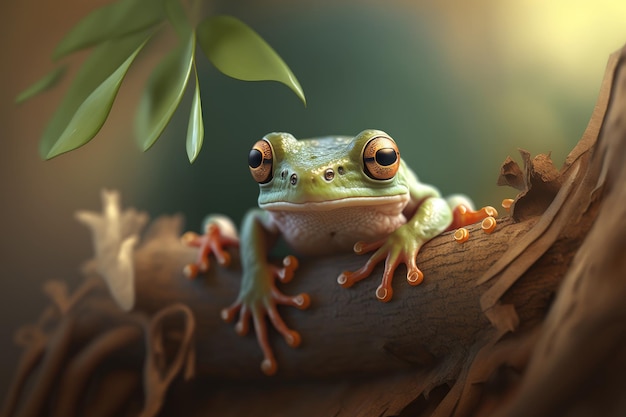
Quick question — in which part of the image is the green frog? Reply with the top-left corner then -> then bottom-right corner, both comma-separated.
182,129 -> 494,375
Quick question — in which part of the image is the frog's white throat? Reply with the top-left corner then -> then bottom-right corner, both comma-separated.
259,193 -> 410,212
261,193 -> 411,255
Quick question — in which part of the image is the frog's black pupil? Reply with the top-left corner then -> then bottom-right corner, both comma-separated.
375,148 -> 397,166
249,149 -> 263,168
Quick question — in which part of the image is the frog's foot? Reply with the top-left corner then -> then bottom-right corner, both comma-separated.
338,238 -> 423,302
447,204 -> 498,231
220,256 -> 311,375
181,216 -> 239,279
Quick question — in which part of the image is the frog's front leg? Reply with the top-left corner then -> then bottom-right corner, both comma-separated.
445,194 -> 498,231
220,209 -> 310,375
181,215 -> 240,278
338,197 -> 452,302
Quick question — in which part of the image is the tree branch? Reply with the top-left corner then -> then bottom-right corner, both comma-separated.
132,215 -> 554,380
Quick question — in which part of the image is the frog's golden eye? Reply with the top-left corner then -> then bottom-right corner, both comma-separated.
362,136 -> 400,180
249,140 -> 273,184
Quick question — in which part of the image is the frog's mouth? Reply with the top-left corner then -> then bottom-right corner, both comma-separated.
259,193 -> 410,212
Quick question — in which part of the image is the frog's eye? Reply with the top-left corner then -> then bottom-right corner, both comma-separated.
362,136 -> 400,180
249,140 -> 273,184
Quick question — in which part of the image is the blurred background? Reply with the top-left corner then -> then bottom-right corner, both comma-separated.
1,0 -> 625,398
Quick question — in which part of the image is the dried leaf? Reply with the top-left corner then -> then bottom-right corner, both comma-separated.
512,150 -> 562,221
75,190 -> 149,311
497,156 -> 525,190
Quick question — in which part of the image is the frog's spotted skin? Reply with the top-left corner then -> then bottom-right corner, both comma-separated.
183,129 -> 493,375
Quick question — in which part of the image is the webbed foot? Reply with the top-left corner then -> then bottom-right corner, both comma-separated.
338,228 -> 424,303
447,204 -> 498,231
181,215 -> 239,278
221,255 -> 310,375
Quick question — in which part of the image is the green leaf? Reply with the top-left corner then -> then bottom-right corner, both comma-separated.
15,66 -> 66,104
196,15 -> 306,105
135,33 -> 195,151
165,0 -> 192,38
186,66 -> 204,163
40,30 -> 153,159
53,0 -> 165,60
46,39 -> 149,159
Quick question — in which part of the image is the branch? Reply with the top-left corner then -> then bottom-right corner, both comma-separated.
131,215 -> 554,379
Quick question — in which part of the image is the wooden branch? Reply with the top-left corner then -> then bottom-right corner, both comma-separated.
129,213 -> 563,380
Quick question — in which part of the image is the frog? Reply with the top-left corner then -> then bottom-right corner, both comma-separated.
182,129 -> 496,375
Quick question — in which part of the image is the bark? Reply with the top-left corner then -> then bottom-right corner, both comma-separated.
2,45 -> 626,417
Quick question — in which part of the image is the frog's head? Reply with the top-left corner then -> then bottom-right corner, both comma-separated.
248,129 -> 410,211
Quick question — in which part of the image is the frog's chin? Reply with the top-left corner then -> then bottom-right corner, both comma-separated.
259,193 -> 410,212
